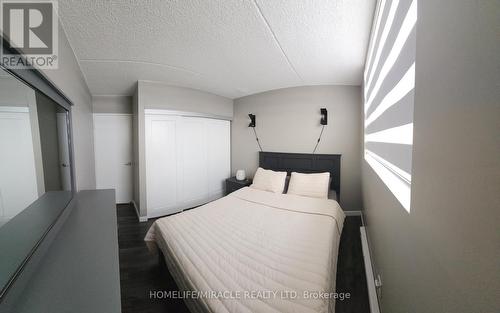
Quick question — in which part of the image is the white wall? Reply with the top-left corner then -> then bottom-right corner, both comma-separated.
41,22 -> 95,190
232,85 -> 362,211
133,81 -> 233,218
92,95 -> 132,114
362,1 -> 500,312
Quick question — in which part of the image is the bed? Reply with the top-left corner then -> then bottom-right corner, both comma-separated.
145,152 -> 344,313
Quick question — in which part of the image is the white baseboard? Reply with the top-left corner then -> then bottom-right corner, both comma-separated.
344,210 -> 362,216
131,201 -> 148,222
360,226 -> 381,313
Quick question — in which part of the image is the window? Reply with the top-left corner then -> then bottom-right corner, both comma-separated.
363,0 -> 417,212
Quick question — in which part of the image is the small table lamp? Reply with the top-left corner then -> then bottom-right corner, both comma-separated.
236,170 -> 246,181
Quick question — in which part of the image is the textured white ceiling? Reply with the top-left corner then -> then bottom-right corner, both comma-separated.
58,0 -> 375,98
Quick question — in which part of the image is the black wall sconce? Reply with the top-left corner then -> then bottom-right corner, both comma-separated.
248,113 -> 256,127
320,108 -> 328,125
313,108 -> 328,154
248,113 -> 262,151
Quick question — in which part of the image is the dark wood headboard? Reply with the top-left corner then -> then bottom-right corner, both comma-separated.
259,152 -> 341,201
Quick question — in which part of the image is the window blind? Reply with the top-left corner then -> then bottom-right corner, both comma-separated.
363,0 -> 417,212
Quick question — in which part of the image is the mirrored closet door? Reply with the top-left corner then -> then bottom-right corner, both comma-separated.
0,70 -> 72,226
0,67 -> 74,297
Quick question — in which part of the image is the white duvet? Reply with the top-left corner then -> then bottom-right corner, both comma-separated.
145,187 -> 345,313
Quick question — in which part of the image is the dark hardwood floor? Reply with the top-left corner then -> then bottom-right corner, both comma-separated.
335,215 -> 370,313
117,204 -> 189,313
117,204 -> 369,313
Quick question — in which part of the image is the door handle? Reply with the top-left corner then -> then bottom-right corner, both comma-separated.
61,163 -> 69,168
124,162 -> 132,166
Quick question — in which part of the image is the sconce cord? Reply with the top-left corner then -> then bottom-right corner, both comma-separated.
252,127 -> 263,152
312,125 -> 325,154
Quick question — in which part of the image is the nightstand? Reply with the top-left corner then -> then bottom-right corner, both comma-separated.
225,177 -> 252,195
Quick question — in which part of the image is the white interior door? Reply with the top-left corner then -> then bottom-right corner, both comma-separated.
94,114 -> 133,203
207,119 -> 231,199
145,114 -> 180,217
178,117 -> 209,207
0,108 -> 38,219
56,113 -> 71,191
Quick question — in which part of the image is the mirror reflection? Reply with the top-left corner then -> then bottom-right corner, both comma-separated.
0,68 -> 74,296
0,69 -> 72,227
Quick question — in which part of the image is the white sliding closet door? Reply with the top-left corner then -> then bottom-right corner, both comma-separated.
178,117 -> 209,208
145,111 -> 230,218
207,119 -> 230,200
145,115 -> 180,217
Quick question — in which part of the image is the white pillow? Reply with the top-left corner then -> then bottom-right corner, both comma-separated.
287,172 -> 330,199
250,167 -> 287,194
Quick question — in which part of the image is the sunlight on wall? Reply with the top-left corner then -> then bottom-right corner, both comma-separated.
364,0 -> 417,212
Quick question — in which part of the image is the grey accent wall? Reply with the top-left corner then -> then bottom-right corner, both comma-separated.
133,81 -> 233,218
92,95 -> 133,114
362,1 -> 500,312
138,81 -> 234,116
232,85 -> 362,211
40,22 -> 95,190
